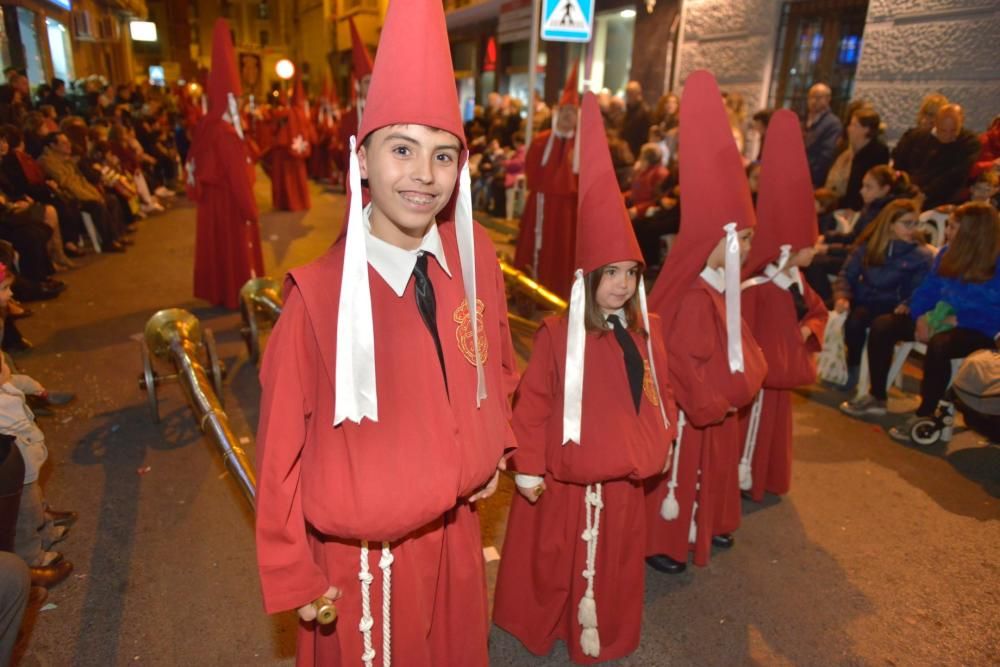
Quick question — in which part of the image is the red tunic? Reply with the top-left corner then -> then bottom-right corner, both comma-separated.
513,130 -> 578,298
188,116 -> 264,310
269,106 -> 314,211
254,222 -> 518,666
645,279 -> 767,566
740,276 -> 826,501
494,315 -> 677,664
307,111 -> 338,181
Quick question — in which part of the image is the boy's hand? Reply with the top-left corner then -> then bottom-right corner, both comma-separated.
469,455 -> 507,503
516,482 -> 545,504
800,325 -> 812,342
296,586 -> 341,623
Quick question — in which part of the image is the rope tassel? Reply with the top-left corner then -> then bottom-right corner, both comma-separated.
660,411 -> 686,521
739,391 -> 764,491
578,484 -> 603,658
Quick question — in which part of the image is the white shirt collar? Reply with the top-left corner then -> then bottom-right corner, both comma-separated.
699,265 -> 726,293
604,308 -> 628,328
764,263 -> 804,291
364,204 -> 451,297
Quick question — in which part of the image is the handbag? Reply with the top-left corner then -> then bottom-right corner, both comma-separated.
817,310 -> 848,385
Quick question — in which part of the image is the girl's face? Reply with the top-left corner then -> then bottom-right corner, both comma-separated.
860,174 -> 890,205
945,216 -> 960,244
0,276 -> 12,308
891,212 -> 919,243
846,115 -> 869,147
595,261 -> 639,314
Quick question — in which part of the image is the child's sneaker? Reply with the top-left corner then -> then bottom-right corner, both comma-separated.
839,394 -> 887,417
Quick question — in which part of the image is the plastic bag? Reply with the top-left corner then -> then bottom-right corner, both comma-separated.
817,310 -> 848,385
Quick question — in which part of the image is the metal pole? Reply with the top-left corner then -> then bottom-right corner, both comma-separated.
525,0 -> 541,147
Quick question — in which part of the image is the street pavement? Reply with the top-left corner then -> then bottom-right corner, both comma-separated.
12,176 -> 999,666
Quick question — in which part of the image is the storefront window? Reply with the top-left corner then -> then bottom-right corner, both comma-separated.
16,8 -> 46,88
585,9 -> 635,97
45,18 -> 74,82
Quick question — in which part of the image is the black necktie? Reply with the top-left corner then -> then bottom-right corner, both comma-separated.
788,282 -> 809,321
413,253 -> 448,394
608,315 -> 644,414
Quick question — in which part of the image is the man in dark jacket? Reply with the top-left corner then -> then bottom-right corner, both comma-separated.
892,104 -> 981,209
622,80 -> 651,157
804,83 -> 842,187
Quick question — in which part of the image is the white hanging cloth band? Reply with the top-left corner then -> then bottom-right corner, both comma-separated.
689,473 -> 701,544
578,483 -> 603,658
562,269 -> 586,445
532,193 -> 544,277
358,541 -> 393,667
456,158 -> 486,404
723,223 -> 745,373
660,410 -> 686,521
226,92 -> 244,140
201,94 -> 208,115
741,244 -> 792,290
739,390 -> 765,491
334,136 -> 378,425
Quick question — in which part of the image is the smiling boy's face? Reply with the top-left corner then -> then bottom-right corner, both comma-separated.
358,124 -> 462,249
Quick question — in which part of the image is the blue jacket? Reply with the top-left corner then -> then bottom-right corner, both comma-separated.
805,110 -> 842,187
910,251 -> 1000,340
835,240 -> 935,310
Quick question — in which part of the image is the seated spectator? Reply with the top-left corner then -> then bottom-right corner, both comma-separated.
42,78 -> 72,118
892,104 -> 980,208
832,198 -> 935,391
606,128 -> 634,191
807,166 -> 918,305
969,169 -> 999,208
38,132 -> 126,252
840,203 -> 1000,434
804,83 -> 842,187
814,187 -> 840,236
504,132 -> 527,220
37,105 -> 58,134
627,143 -> 669,219
747,108 -> 773,162
971,114 -> 1000,179
840,107 -> 890,211
0,86 -> 25,128
21,112 -> 48,159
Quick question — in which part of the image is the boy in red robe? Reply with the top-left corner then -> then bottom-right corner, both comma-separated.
494,92 -> 677,664
254,2 -> 518,665
644,71 -> 767,573
188,18 -> 265,310
269,72 -> 314,211
513,65 -> 580,299
738,110 -> 827,502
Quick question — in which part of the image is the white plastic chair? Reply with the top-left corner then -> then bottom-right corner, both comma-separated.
918,209 -> 950,248
80,211 -> 102,253
857,339 -> 963,398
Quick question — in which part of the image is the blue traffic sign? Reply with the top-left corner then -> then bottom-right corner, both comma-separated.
541,0 -> 595,43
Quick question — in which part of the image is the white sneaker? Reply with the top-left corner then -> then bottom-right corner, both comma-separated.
839,394 -> 887,417
154,186 -> 176,198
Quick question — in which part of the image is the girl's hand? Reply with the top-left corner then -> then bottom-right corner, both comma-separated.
296,586 -> 341,623
834,298 -> 850,314
915,315 -> 930,343
516,482 -> 545,504
801,325 -> 812,342
469,455 -> 507,503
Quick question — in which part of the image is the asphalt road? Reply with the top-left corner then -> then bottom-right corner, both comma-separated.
12,177 -> 999,666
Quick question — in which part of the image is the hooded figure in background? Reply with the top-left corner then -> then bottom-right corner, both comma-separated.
269,71 -> 314,211
188,18 -> 264,310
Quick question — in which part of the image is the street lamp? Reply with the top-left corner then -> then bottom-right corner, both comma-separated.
275,59 -> 295,81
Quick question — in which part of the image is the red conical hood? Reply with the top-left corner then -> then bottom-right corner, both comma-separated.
559,61 -> 580,107
576,92 -> 641,274
743,108 -> 818,276
649,70 -> 756,319
349,16 -> 374,80
291,70 -> 307,110
207,18 -> 241,119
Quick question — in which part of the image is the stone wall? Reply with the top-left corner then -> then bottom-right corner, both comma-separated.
853,0 -> 1000,142
675,0 -> 781,114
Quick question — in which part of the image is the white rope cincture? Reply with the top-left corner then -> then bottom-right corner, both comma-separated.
688,472 -> 701,544
378,543 -> 393,667
532,192 -> 545,278
578,483 -> 603,658
660,411 -> 686,520
739,390 -> 765,491
358,541 -> 376,667
358,541 -> 393,667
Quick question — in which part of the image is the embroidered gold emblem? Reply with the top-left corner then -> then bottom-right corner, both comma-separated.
453,298 -> 488,366
643,360 -> 660,406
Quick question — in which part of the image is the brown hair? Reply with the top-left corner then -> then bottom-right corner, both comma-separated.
865,165 -> 918,199
852,108 -> 881,141
938,202 -> 1000,282
856,198 -> 921,267
583,265 -> 646,336
814,187 -> 839,214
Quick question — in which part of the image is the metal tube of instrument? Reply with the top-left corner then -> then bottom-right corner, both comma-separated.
498,259 -> 568,312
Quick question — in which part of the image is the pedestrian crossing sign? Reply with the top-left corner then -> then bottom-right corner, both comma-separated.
541,0 -> 595,43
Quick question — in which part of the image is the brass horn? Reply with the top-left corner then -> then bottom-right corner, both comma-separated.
497,258 -> 567,313
240,277 -> 284,363
137,308 -> 256,510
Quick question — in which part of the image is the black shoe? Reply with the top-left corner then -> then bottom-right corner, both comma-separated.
712,534 -> 734,549
646,554 -> 687,574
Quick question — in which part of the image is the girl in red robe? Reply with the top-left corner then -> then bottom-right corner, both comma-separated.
494,92 -> 677,665
188,18 -> 264,310
268,74 -> 314,212
644,71 -> 767,573
254,3 -> 517,665
739,110 -> 828,502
